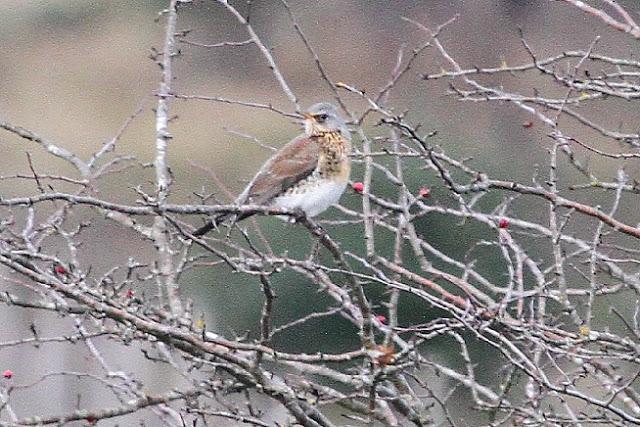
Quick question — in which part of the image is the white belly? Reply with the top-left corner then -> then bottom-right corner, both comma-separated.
272,180 -> 347,217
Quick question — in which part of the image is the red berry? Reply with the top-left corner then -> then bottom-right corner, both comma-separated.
352,182 -> 364,193
54,264 -> 67,275
125,289 -> 135,298
375,314 -> 387,324
3,370 -> 13,379
418,187 -> 431,198
86,416 -> 97,425
498,218 -> 509,229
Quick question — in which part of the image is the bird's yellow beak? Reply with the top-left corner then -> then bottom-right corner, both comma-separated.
302,112 -> 314,121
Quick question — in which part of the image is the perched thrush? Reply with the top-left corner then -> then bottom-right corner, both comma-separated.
193,102 -> 351,236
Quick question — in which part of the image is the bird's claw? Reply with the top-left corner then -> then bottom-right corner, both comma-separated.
288,208 -> 307,223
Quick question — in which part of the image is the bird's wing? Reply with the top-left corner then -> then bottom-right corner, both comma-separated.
237,134 -> 319,205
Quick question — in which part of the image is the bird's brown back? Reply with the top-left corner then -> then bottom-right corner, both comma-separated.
239,135 -> 320,205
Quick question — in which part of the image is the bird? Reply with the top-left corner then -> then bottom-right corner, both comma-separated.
192,102 -> 351,236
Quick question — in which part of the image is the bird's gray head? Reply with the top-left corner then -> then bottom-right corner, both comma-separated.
303,102 -> 350,138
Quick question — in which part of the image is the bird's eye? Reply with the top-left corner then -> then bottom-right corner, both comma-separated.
317,113 -> 329,122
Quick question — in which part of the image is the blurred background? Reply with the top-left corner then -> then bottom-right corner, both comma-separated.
1,0 -> 639,425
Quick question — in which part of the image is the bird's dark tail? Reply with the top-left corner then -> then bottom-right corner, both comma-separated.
192,211 -> 252,237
